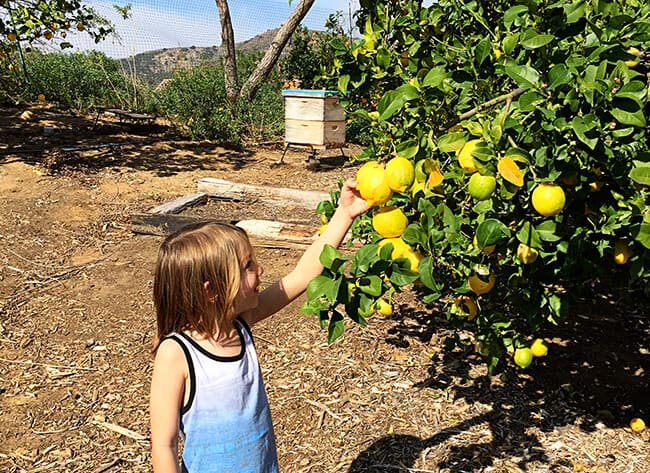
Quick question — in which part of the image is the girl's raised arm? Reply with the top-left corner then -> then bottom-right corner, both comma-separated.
244,179 -> 368,325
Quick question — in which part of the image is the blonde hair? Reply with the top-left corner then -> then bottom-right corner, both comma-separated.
152,222 -> 250,350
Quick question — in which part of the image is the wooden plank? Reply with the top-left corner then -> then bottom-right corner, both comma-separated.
150,193 -> 208,215
103,108 -> 156,122
196,178 -> 329,209
130,213 -> 317,250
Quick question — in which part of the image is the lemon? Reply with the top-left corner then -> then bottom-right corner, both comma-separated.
468,173 -> 497,200
531,183 -> 566,217
514,347 -> 533,369
356,162 -> 393,207
625,47 -> 641,68
376,298 -> 393,317
385,156 -> 415,192
614,239 -> 633,264
530,338 -> 548,357
468,271 -> 495,295
473,235 -> 495,255
630,418 -> 646,433
517,243 -> 539,264
37,94 -> 46,103
378,237 -> 410,258
401,247 -> 423,272
8,32 -> 18,42
373,206 -> 408,238
457,139 -> 481,173
454,295 -> 478,321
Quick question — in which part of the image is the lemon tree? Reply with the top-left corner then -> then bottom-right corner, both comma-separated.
304,0 -> 649,372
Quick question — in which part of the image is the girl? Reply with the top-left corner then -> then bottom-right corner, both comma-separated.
149,179 -> 368,473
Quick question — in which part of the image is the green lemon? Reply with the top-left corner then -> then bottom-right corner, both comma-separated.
468,174 -> 497,201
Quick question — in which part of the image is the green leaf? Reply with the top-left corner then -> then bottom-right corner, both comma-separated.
437,132 -> 465,153
353,244 -> 379,273
547,64 -> 571,89
377,84 -> 419,120
611,98 -> 646,127
571,115 -> 599,150
520,30 -> 555,49
564,0 -> 586,24
395,139 -> 419,159
535,220 -> 562,242
418,256 -> 442,291
320,244 -> 348,273
390,263 -> 420,286
357,275 -> 383,296
306,275 -> 333,300
474,38 -> 491,66
516,221 -> 542,248
503,5 -> 529,28
338,74 -> 350,94
376,47 -> 391,68
476,219 -> 511,246
327,310 -> 345,344
502,33 -> 520,55
630,167 -> 650,186
422,66 -> 447,89
505,63 -> 540,88
632,223 -> 650,250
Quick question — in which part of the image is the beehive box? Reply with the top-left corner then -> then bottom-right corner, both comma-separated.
282,89 -> 345,148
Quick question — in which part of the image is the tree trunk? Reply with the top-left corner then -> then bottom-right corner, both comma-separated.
215,0 -> 238,104
239,0 -> 316,101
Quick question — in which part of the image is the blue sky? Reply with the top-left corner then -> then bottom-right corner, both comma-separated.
66,0 -> 360,58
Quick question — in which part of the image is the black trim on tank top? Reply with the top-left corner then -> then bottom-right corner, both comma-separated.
167,335 -> 196,415
177,324 -> 246,362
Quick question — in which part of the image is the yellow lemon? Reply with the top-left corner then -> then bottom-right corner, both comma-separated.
468,271 -> 495,295
468,173 -> 497,200
454,295 -> 478,321
378,237 -> 410,257
517,243 -> 539,264
457,139 -> 481,173
356,162 -> 393,207
373,206 -> 408,238
385,156 -> 415,192
614,239 -> 633,264
37,94 -> 46,103
514,347 -> 533,369
530,338 -> 548,357
531,183 -> 566,217
376,298 -> 393,317
630,418 -> 646,433
401,247 -> 423,272
625,47 -> 641,68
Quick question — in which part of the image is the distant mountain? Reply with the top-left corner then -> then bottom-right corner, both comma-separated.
120,29 -> 280,85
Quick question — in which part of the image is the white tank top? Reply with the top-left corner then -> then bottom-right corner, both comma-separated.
169,318 -> 279,473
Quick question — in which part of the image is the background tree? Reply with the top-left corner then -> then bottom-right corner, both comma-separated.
306,0 -> 649,372
215,0 -> 315,102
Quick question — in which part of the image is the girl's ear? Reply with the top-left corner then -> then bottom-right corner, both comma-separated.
203,281 -> 216,303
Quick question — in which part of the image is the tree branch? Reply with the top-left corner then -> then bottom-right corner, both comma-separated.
457,87 -> 529,122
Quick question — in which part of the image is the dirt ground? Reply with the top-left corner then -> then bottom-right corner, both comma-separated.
0,105 -> 648,473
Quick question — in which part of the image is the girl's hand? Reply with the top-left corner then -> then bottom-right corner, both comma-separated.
337,179 -> 370,221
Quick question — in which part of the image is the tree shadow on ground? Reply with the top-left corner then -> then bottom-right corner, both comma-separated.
349,289 -> 649,472
0,106 -> 257,176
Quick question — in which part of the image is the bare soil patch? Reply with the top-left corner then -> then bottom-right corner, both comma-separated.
0,105 -> 648,473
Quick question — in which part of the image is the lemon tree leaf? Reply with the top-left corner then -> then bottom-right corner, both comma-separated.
327,310 -> 345,344
320,244 -> 349,273
476,218 -> 511,246
357,275 -> 383,296
632,223 -> 650,249
535,221 -> 562,242
437,132 -> 465,153
422,66 -> 447,89
611,98 -> 646,127
520,29 -> 555,49
505,63 -> 540,87
516,221 -> 543,248
630,167 -> 650,186
497,157 -> 524,186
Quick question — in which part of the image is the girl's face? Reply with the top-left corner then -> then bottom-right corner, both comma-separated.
234,244 -> 263,314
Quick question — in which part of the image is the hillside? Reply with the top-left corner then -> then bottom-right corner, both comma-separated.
121,29 -> 279,84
